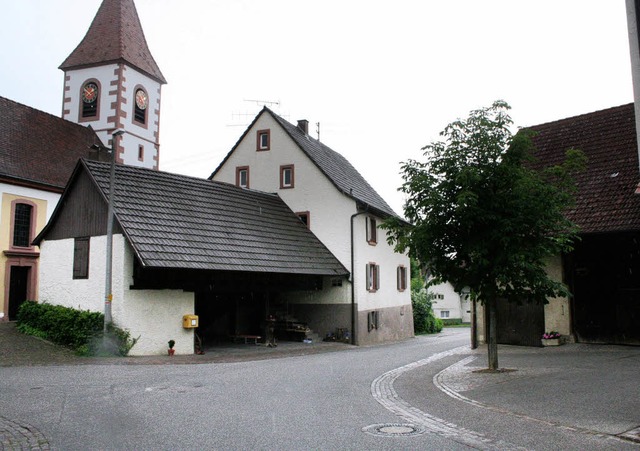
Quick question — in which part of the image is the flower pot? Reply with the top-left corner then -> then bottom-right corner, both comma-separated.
541,338 -> 561,346
168,348 -> 175,356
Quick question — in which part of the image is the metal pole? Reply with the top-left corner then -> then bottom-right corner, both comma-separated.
104,130 -> 124,334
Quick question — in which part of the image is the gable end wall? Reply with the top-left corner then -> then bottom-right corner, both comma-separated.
44,170 -> 122,240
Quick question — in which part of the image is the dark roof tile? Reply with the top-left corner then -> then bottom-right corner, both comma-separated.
83,160 -> 348,276
59,0 -> 166,84
527,103 -> 640,234
0,96 -> 103,190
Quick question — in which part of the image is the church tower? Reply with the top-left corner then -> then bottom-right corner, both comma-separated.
59,0 -> 166,169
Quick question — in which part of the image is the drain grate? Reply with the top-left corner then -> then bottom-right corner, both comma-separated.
362,423 -> 426,437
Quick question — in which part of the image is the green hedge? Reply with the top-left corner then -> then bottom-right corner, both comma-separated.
412,290 -> 443,334
16,301 -> 138,356
442,318 -> 464,326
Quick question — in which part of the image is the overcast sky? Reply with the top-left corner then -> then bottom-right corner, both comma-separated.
0,0 -> 633,215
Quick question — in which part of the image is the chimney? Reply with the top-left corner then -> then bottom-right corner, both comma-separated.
297,119 -> 309,134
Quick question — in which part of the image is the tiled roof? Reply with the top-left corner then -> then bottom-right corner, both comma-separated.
527,103 -> 640,234
59,0 -> 166,84
83,159 -> 349,275
211,107 -> 400,218
0,96 -> 103,190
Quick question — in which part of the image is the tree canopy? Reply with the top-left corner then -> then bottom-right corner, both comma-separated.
383,101 -> 585,368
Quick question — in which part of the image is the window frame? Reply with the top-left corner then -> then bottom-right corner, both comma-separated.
397,265 -> 407,292
10,200 -> 36,250
366,216 -> 378,245
366,262 -> 380,292
368,310 -> 379,331
280,164 -> 295,189
73,237 -> 90,280
236,166 -> 250,188
296,211 -> 310,229
256,129 -> 271,151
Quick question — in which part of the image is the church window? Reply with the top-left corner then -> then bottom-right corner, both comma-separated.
134,88 -> 148,125
12,203 -> 33,248
236,166 -> 249,188
257,130 -> 270,151
280,165 -> 294,188
81,81 -> 99,118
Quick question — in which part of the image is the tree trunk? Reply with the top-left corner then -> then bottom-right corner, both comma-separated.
487,297 -> 498,370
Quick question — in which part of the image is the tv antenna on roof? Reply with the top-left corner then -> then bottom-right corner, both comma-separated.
244,99 -> 280,108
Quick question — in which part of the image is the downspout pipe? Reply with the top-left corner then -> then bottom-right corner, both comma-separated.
350,207 -> 368,345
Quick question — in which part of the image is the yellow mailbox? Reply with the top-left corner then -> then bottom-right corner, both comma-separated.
182,314 -> 199,329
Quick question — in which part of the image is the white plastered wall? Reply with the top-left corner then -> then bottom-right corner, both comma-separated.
63,64 -> 117,133
543,255 -> 572,338
39,234 -> 193,356
118,65 -> 161,168
352,213 -> 411,312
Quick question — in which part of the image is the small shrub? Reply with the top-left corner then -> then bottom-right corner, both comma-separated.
442,318 -> 463,326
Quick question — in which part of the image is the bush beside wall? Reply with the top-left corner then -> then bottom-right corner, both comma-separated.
412,289 -> 443,334
16,301 -> 137,356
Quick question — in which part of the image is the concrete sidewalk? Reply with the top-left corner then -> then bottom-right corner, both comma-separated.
435,343 -> 640,444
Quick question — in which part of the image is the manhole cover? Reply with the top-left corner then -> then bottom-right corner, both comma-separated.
362,423 -> 426,437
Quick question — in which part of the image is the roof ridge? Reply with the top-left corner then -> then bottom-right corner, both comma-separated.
525,103 -> 634,130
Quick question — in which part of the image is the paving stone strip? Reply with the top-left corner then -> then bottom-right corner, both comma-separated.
0,416 -> 50,451
370,346 -> 526,451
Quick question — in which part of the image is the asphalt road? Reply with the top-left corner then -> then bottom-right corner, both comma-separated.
1,328 -> 638,450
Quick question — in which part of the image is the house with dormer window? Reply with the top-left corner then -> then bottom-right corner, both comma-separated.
210,108 -> 414,345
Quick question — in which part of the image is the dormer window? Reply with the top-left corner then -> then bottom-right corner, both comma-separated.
257,129 -> 270,151
81,81 -> 99,119
134,88 -> 148,125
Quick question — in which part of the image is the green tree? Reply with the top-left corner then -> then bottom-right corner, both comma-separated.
383,101 -> 585,370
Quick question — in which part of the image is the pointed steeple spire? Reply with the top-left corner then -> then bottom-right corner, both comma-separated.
59,0 -> 166,84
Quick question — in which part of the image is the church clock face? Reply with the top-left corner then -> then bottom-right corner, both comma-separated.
135,89 -> 148,110
82,83 -> 98,103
